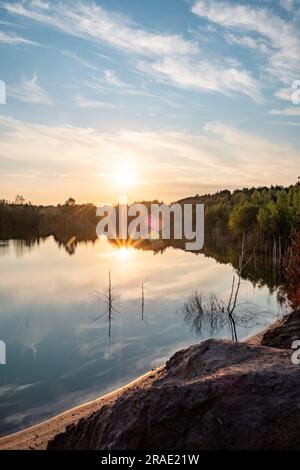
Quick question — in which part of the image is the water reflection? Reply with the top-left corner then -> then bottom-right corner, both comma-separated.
0,238 -> 46,258
91,271 -> 122,343
0,236 -> 287,437
181,291 -> 263,340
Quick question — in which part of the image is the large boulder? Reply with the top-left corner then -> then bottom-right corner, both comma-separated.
48,336 -> 300,450
249,309 -> 300,349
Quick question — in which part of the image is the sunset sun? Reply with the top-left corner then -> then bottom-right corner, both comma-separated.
114,165 -> 137,188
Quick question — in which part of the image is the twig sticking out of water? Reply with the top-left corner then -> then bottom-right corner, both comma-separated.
141,283 -> 144,321
91,271 -> 121,342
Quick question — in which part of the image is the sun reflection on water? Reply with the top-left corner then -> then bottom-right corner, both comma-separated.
117,247 -> 133,261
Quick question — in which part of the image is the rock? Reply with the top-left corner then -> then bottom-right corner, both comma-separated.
48,332 -> 300,450
249,308 -> 300,349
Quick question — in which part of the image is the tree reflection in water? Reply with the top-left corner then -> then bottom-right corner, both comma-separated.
91,271 -> 121,343
181,291 -> 260,341
182,238 -> 263,341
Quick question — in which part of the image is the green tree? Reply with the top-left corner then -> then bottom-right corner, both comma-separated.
229,202 -> 259,235
257,203 -> 276,235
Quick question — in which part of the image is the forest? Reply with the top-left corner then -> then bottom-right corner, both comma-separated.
178,182 -> 300,243
1,183 -> 300,248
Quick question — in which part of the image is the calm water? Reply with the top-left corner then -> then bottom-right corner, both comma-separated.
0,237 -> 286,436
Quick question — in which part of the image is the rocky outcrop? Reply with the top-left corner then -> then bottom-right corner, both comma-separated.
249,309 -> 300,349
48,311 -> 300,450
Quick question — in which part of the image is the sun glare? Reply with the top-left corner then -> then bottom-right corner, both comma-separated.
114,164 -> 137,188
117,247 -> 133,260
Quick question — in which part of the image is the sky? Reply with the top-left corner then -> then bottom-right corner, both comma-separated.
0,0 -> 299,205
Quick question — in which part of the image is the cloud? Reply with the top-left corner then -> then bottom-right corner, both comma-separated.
269,107 -> 300,116
83,69 -> 132,92
224,33 -> 270,54
0,20 -> 21,26
270,121 -> 300,127
280,0 -> 294,12
191,0 -> 300,84
275,87 -> 294,102
60,49 -> 97,70
75,94 -> 118,109
0,115 -> 298,203
0,31 -> 38,45
104,69 -> 130,88
8,74 -> 52,105
31,0 -> 49,8
203,121 -> 299,176
3,1 -> 264,102
137,57 -> 262,102
82,74 -> 183,110
3,0 -> 198,56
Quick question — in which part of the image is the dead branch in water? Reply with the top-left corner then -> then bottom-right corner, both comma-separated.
182,235 -> 257,341
91,271 -> 121,342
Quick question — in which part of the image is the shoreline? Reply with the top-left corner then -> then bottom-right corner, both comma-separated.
0,368 -> 163,450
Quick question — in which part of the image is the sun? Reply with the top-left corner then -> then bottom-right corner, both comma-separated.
114,164 -> 137,188
117,247 -> 133,260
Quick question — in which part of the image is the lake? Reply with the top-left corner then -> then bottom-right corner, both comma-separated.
0,236 -> 287,436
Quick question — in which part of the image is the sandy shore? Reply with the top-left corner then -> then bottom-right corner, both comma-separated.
0,368 -> 162,450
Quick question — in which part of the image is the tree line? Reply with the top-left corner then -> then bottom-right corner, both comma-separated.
1,183 -> 300,251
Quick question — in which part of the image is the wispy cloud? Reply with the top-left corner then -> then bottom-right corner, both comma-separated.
280,0 -> 294,12
3,0 -> 198,56
104,69 -> 130,88
60,49 -> 97,70
0,19 -> 23,26
84,69 -> 132,91
8,74 -> 52,105
269,107 -> 300,116
75,94 -> 118,109
82,74 -> 183,111
191,0 -> 300,85
224,33 -> 270,55
0,115 -> 298,203
3,1 -> 267,103
269,121 -> 300,127
203,121 -> 299,178
275,87 -> 294,102
0,30 -> 38,45
30,0 -> 49,8
137,57 -> 262,102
